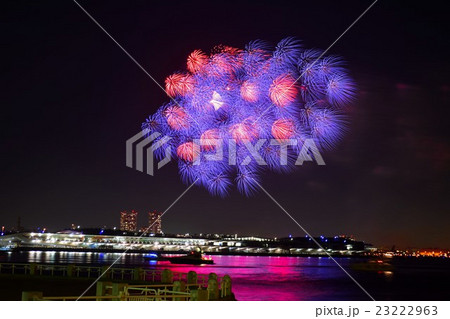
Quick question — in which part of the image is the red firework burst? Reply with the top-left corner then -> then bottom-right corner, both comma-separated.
187,50 -> 208,74
229,119 -> 259,143
271,118 -> 296,141
269,74 -> 298,107
165,73 -> 194,97
240,80 -> 259,102
164,105 -> 189,130
177,141 -> 200,162
200,128 -> 220,151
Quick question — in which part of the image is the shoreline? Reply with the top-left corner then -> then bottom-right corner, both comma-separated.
3,248 -> 447,260
2,247 -> 368,258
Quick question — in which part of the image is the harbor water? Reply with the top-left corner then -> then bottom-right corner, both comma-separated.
1,251 -> 449,301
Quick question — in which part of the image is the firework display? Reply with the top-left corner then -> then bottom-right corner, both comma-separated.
142,38 -> 355,196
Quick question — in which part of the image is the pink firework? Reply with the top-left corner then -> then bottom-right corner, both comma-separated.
187,50 -> 208,74
164,105 -> 189,130
142,38 -> 356,196
269,74 -> 298,107
240,80 -> 259,102
229,119 -> 259,144
200,128 -> 220,151
177,141 -> 200,162
165,73 -> 194,97
271,119 -> 296,141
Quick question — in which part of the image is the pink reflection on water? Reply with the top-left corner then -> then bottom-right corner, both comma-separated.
1,252 -> 360,300
152,255 -> 350,301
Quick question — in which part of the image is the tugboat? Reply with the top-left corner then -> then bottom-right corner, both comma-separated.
168,249 -> 214,265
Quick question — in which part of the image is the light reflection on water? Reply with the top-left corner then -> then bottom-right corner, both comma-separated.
0,251 -> 367,300
2,251 -> 449,300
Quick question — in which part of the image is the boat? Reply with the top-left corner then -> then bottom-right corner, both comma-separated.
143,252 -> 160,260
351,259 -> 394,272
142,252 -> 169,261
168,250 -> 214,265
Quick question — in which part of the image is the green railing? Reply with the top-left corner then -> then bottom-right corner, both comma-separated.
0,262 -> 216,285
0,262 -> 233,301
23,279 -> 231,301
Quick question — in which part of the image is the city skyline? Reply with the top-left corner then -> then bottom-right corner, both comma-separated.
1,214 -> 449,251
119,210 -> 138,232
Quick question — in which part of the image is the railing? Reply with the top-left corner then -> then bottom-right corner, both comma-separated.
142,268 -> 162,282
31,284 -> 200,301
110,267 -> 135,280
3,262 -> 234,301
40,294 -> 192,301
36,264 -> 68,277
41,295 -> 119,301
0,262 -> 225,288
125,284 -> 202,293
23,278 -> 232,301
0,263 -> 32,275
73,265 -> 101,278
125,284 -> 195,301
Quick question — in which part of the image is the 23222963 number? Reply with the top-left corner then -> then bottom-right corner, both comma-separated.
376,306 -> 438,316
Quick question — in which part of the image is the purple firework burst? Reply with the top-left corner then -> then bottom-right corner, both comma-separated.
142,38 -> 356,196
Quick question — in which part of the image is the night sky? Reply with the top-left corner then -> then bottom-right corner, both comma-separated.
2,1 -> 449,248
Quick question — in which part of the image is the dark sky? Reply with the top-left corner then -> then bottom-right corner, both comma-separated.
2,0 -> 449,248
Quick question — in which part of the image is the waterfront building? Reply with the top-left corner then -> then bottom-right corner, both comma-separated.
120,210 -> 138,232
0,232 -> 372,256
148,211 -> 162,234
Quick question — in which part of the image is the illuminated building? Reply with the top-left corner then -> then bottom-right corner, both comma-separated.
148,211 -> 162,234
0,232 -> 375,256
120,210 -> 138,232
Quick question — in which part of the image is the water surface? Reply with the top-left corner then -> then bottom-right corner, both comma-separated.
1,251 -> 449,300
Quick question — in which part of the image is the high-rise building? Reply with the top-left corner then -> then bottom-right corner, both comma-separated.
120,210 -> 138,232
148,211 -> 162,234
